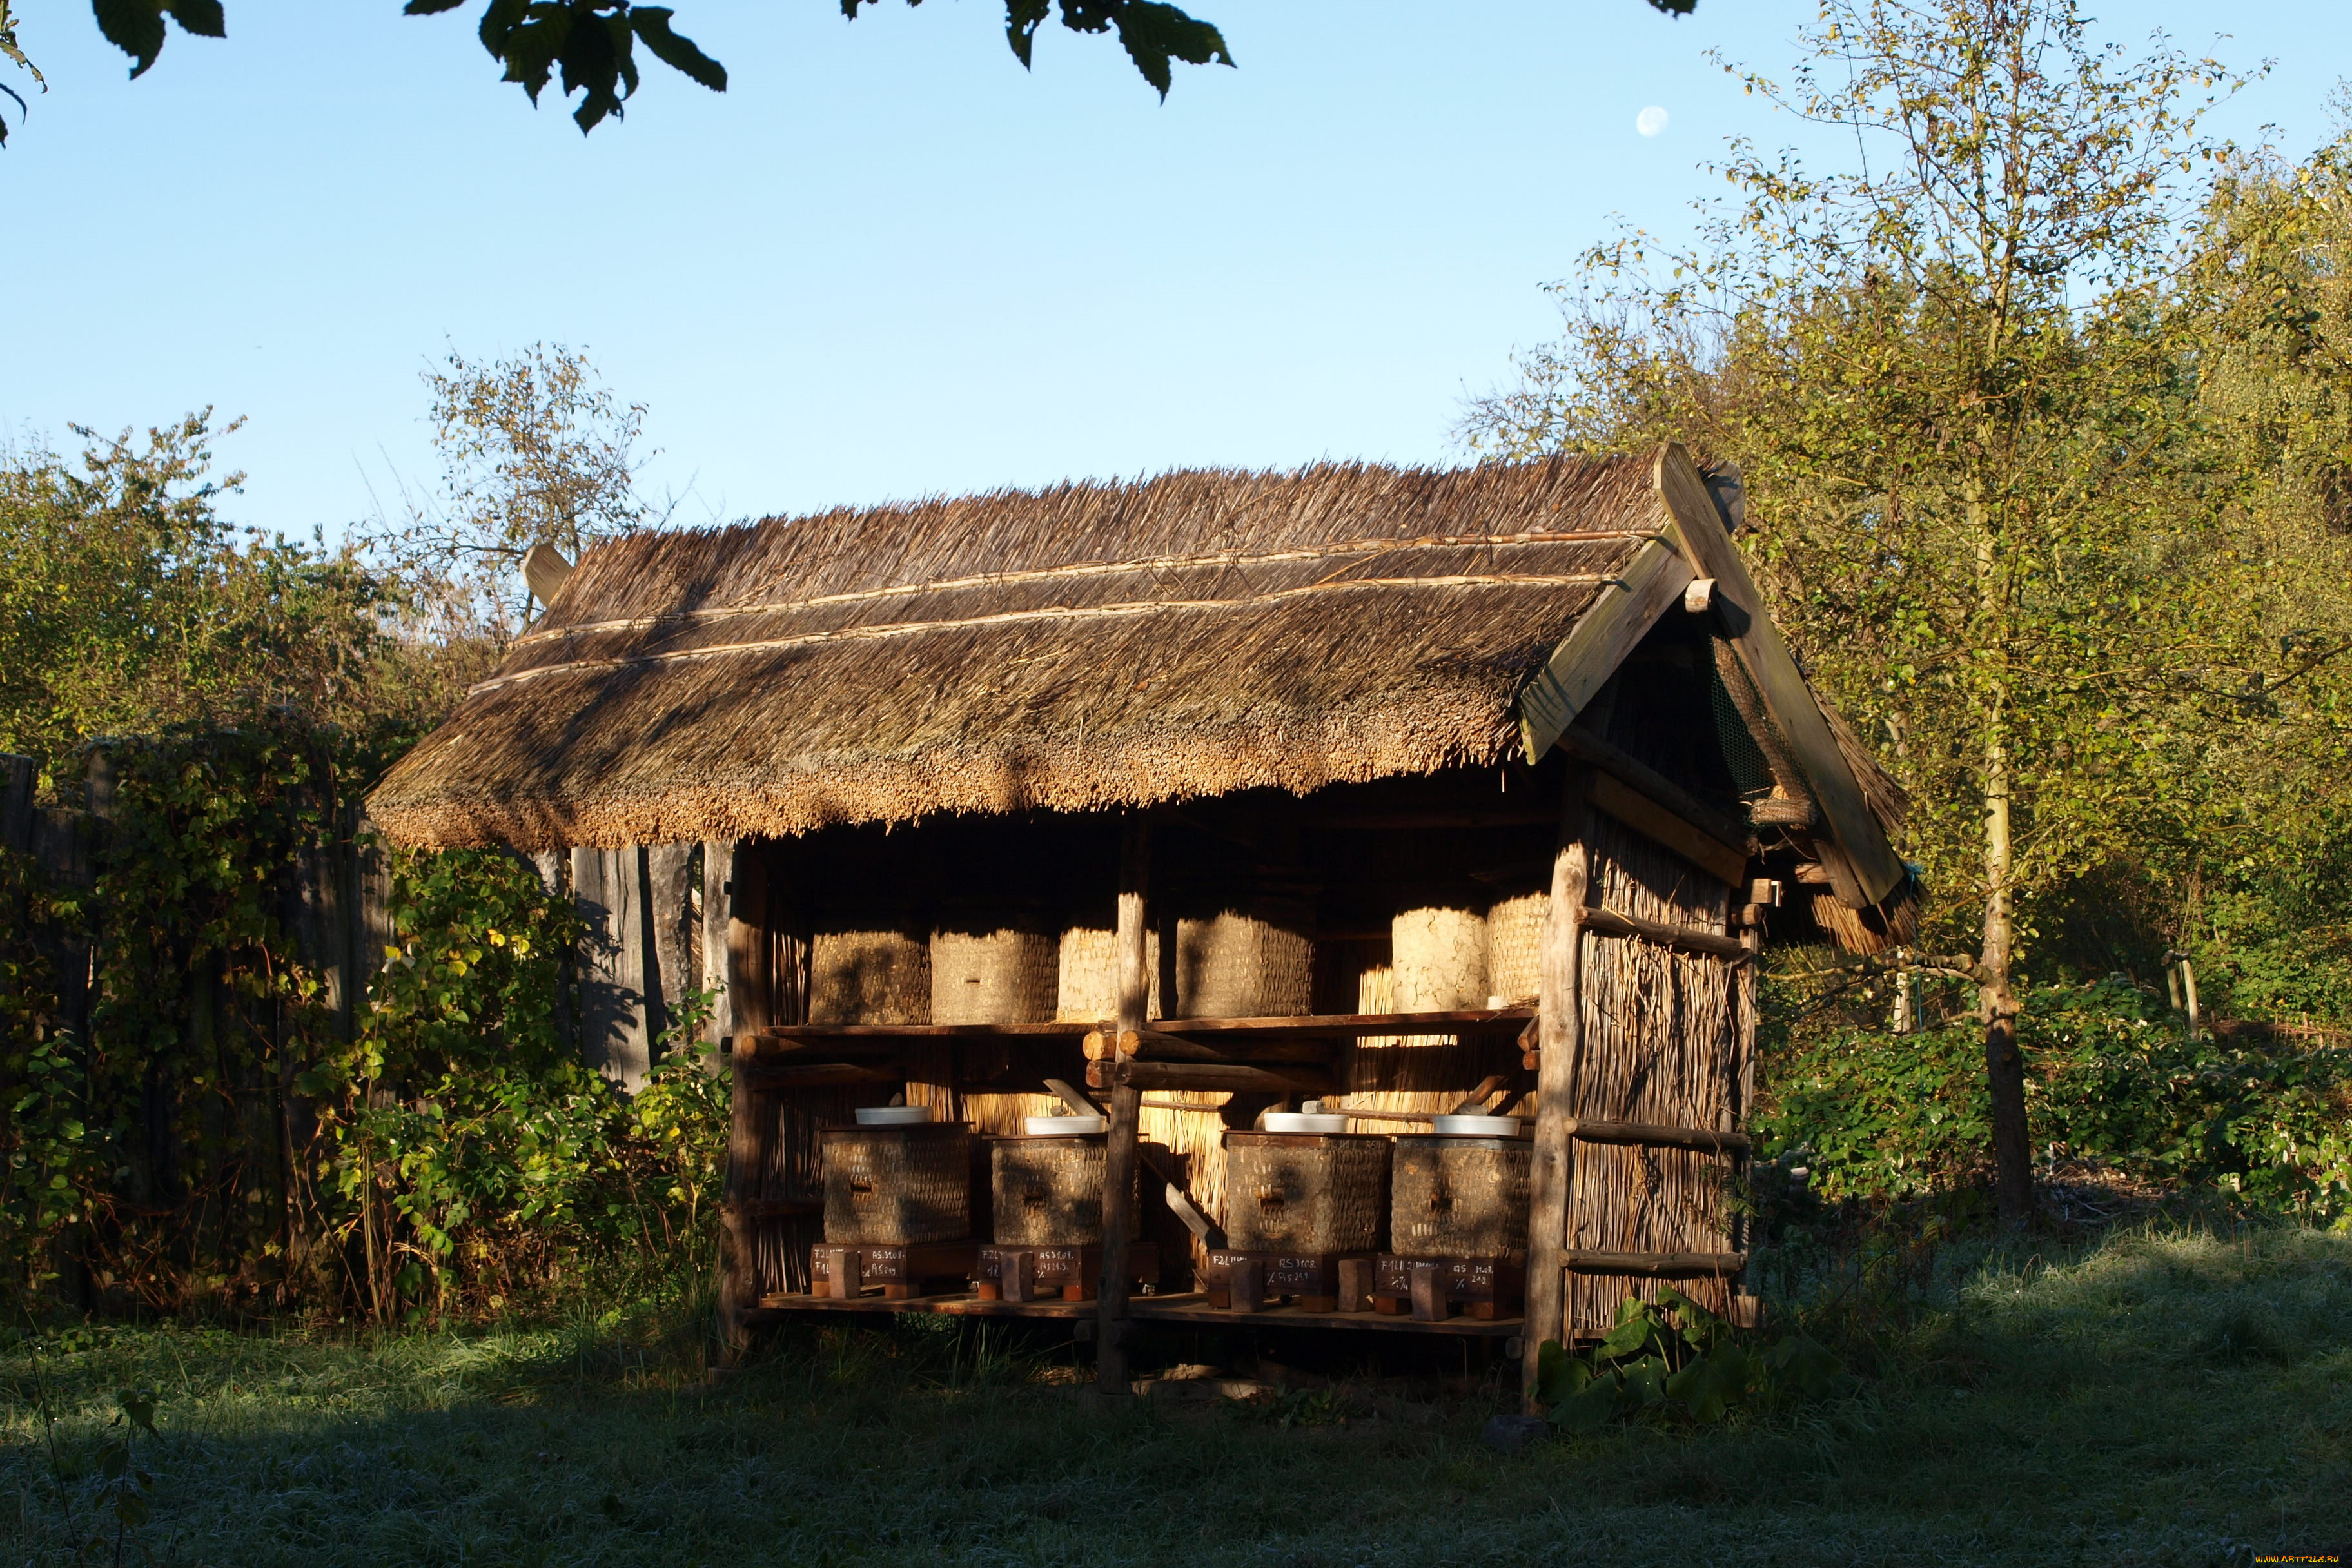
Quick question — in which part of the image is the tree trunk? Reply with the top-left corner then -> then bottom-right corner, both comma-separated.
1974,482 -> 2033,1228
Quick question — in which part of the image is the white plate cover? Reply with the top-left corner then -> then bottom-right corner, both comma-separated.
1431,1114 -> 1527,1137
854,1105 -> 935,1126
1262,1112 -> 1349,1134
1023,1114 -> 1108,1135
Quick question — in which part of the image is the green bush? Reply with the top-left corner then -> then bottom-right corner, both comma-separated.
1756,979 -> 2352,1217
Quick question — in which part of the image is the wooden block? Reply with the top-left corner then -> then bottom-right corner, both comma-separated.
1409,1262 -> 1449,1322
1230,1257 -> 1266,1314
1061,1282 -> 1092,1302
1295,1295 -> 1338,1313
1468,1302 -> 1500,1320
1372,1296 -> 1406,1315
1336,1257 -> 1373,1313
824,1247 -> 861,1301
1003,1249 -> 1034,1304
1205,1288 -> 1231,1309
881,1284 -> 917,1300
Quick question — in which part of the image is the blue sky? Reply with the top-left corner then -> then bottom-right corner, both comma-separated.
3,1 -> 2342,542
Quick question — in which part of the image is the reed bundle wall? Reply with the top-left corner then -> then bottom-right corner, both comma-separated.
1562,815 -> 1743,1329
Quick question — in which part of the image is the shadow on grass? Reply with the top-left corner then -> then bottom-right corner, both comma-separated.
0,1222 -> 2344,1567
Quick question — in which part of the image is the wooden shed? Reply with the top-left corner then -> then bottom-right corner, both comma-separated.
369,442 -> 1914,1405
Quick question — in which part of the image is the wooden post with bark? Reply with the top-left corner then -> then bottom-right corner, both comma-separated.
1094,815 -> 1151,1396
1522,766 -> 1592,1410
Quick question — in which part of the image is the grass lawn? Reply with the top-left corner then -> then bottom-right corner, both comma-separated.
1,1221 -> 2345,1567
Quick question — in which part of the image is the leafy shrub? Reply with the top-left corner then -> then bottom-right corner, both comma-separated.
1757,979 -> 2352,1216
1534,1286 -> 1846,1431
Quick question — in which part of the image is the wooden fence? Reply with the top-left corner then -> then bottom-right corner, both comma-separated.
2,747 -> 734,1309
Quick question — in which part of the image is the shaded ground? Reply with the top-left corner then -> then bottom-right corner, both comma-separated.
1,1222 -> 2345,1566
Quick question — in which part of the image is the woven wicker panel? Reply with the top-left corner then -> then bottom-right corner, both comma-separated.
1484,890 -> 1547,1006
808,929 -> 931,1024
1392,906 -> 1489,1010
1174,899 -> 1315,1018
1391,1135 -> 1532,1261
820,1124 -> 972,1244
931,926 -> 1057,1024
1223,1132 -> 1391,1253
1054,925 -> 1162,1021
990,1135 -> 1144,1246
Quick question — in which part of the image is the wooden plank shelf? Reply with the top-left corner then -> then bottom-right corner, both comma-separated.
747,1289 -> 1522,1337
736,1008 -> 1533,1050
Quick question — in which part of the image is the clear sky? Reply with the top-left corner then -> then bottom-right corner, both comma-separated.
2,1 -> 2343,542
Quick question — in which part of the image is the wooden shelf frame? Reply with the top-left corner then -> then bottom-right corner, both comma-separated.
747,1289 -> 1522,1338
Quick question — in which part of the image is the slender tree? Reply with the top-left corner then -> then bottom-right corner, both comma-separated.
1465,0 -> 2262,1224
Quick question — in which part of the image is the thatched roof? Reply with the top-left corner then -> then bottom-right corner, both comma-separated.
372,457 -> 1677,851
368,453 -> 1907,922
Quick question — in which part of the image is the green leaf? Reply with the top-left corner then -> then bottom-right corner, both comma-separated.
1596,1314 -> 1654,1362
162,0 -> 224,38
630,7 -> 723,91
91,0 -> 168,77
1547,1376 -> 1622,1433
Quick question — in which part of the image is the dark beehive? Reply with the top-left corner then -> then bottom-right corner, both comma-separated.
820,1123 -> 972,1244
989,1135 -> 1139,1246
1222,1132 -> 1391,1254
1390,1134 -> 1532,1262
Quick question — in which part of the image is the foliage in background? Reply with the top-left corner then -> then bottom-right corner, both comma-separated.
0,415 -> 458,797
1459,0 -> 2352,1217
1756,979 -> 2352,1217
364,343 -> 664,652
320,840 -> 727,1321
0,716 -> 728,1322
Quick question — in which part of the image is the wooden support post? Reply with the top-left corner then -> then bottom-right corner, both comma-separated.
1096,816 -> 1151,1396
1522,768 -> 1592,1411
718,846 -> 769,1362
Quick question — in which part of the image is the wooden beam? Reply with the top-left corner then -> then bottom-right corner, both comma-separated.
1552,725 -> 1750,859
1588,770 -> 1750,887
736,1062 -> 902,1090
1567,1118 -> 1751,1153
1518,536 -> 1696,762
1090,1058 -> 1337,1097
1561,1250 -> 1748,1279
1082,1026 -> 1337,1064
754,1020 -> 1093,1039
1522,767 -> 1592,1411
1580,905 -> 1752,963
731,1033 -> 905,1061
1097,815 -> 1152,1397
1153,1007 -> 1533,1042
1652,442 -> 1906,904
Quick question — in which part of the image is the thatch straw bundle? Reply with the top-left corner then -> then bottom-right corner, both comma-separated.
368,458 -> 1661,851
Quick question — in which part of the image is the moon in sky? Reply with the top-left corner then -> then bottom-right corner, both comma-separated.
1636,106 -> 1669,137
